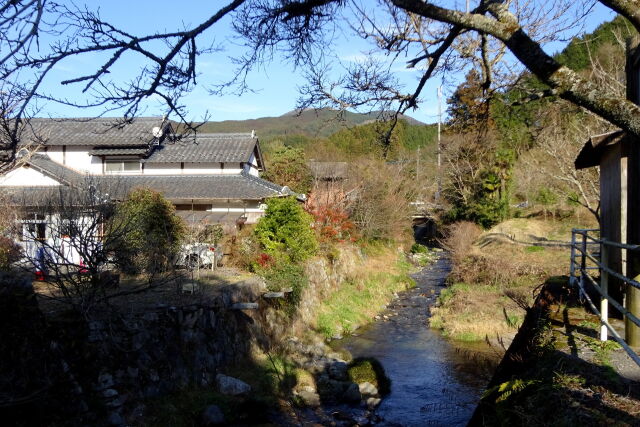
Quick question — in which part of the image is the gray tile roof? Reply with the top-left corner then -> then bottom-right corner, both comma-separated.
144,133 -> 257,163
5,154 -> 290,204
89,147 -> 152,156
112,173 -> 289,200
3,186 -> 73,206
19,117 -> 167,147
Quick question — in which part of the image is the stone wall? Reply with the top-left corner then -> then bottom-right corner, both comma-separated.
294,247 -> 359,331
78,304 -> 257,424
1,247 -> 362,425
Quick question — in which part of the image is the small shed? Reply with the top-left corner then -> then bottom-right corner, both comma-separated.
575,131 -> 635,309
573,35 -> 640,346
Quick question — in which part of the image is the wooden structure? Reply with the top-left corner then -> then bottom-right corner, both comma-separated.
626,36 -> 640,347
574,36 -> 640,347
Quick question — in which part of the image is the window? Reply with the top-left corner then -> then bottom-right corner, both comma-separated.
105,160 -> 140,173
22,222 -> 46,241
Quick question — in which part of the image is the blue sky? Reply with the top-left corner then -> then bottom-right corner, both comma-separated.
35,1 -> 617,124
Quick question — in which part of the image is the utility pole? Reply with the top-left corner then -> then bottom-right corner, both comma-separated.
436,85 -> 442,202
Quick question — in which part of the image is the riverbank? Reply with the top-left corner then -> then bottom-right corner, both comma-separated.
312,247 -> 421,340
471,276 -> 640,425
429,218 -> 590,344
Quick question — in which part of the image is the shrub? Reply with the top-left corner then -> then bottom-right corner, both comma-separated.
307,204 -> 356,243
261,262 -> 307,314
110,188 -> 186,274
0,236 -> 22,271
194,223 -> 223,245
410,243 -> 428,254
535,187 -> 557,206
440,221 -> 482,267
255,197 -> 318,263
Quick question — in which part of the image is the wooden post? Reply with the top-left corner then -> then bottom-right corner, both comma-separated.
625,36 -> 640,347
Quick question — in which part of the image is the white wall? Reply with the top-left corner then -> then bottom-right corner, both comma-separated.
243,153 -> 260,177
65,146 -> 93,172
0,166 -> 61,186
39,146 -> 103,174
183,163 -> 222,175
46,147 -> 64,164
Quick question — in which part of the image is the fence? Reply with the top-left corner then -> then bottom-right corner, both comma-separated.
569,228 -> 640,367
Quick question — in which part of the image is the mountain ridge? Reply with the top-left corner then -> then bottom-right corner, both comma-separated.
198,108 -> 428,139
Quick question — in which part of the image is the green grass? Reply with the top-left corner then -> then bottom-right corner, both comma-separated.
582,336 -> 622,366
578,320 -> 599,330
437,283 -> 470,306
315,255 -> 415,338
524,245 -> 545,253
505,311 -> 523,329
452,331 -> 483,342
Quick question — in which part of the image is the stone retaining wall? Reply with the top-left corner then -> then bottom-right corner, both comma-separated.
1,247 -> 361,425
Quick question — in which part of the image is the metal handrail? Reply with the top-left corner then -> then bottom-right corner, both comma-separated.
574,271 -> 640,366
572,243 -> 640,290
570,228 -> 640,368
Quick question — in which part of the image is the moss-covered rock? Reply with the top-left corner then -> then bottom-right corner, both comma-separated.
347,357 -> 391,395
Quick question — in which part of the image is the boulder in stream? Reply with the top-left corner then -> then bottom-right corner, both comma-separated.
358,381 -> 378,397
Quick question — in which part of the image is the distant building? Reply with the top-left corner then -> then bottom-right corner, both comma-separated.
306,161 -> 351,209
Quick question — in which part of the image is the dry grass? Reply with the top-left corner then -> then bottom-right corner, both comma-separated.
440,221 -> 483,267
488,215 -> 598,243
431,219 -> 574,343
430,282 -> 523,342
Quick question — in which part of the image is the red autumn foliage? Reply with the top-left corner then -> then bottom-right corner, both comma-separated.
256,252 -> 275,268
306,203 -> 356,243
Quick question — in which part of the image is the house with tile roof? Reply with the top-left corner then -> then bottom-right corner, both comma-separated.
0,117 -> 295,226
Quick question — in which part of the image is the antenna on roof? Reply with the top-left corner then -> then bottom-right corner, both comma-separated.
152,127 -> 164,138
251,130 -> 256,138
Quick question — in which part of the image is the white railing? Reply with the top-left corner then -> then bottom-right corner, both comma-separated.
570,229 -> 640,367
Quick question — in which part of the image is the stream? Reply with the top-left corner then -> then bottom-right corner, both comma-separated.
333,253 -> 500,426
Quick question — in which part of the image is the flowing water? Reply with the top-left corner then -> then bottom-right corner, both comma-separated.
334,254 -> 499,426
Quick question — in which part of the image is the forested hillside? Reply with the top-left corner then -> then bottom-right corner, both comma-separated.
198,108 -> 425,139
439,15 -> 637,228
